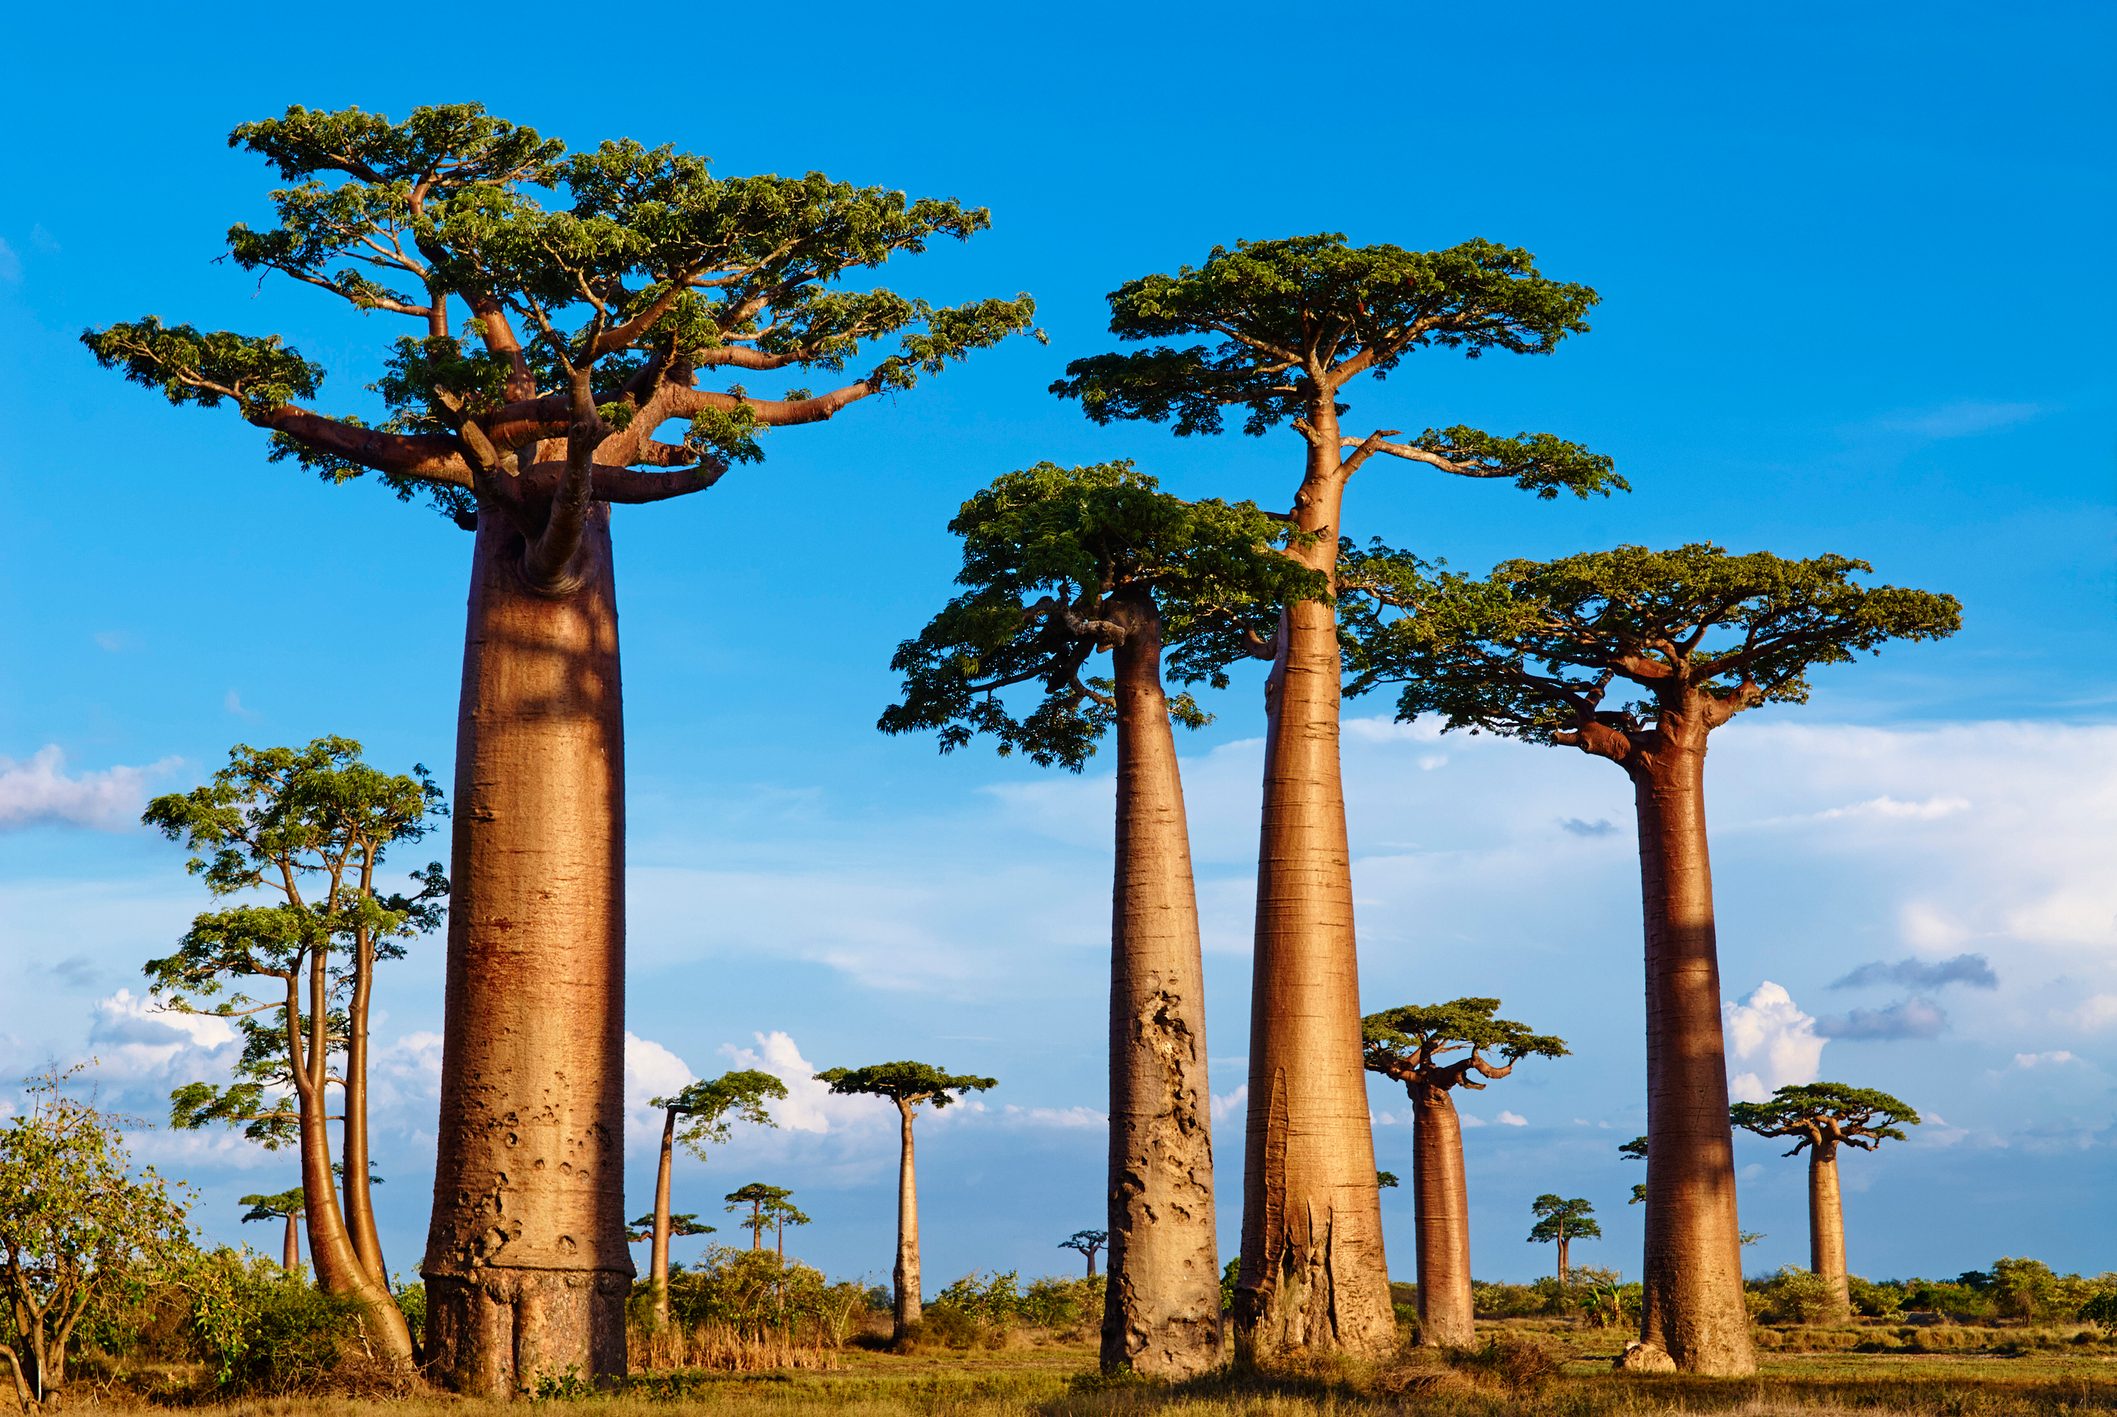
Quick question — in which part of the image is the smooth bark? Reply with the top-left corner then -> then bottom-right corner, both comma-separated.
1409,1082 -> 1475,1347
295,1028 -> 414,1362
1808,1146 -> 1851,1323
893,1101 -> 921,1340
284,1213 -> 301,1271
1237,409 -> 1395,1361
650,1110 -> 676,1327
343,916 -> 389,1288
1102,591 -> 1223,1378
422,507 -> 632,1395
1631,736 -> 1756,1376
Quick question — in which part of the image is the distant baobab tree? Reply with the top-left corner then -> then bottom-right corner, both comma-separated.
1527,1196 -> 1600,1286
817,1062 -> 995,1342
1060,1230 -> 1109,1278
240,1188 -> 307,1270
645,1072 -> 785,1324
1054,235 -> 1620,1361
723,1184 -> 807,1256
628,1212 -> 711,1248
145,739 -> 445,1365
883,462 -> 1314,1375
1622,1135 -> 1648,1205
1732,1082 -> 1920,1323
1342,543 -> 1957,1374
85,103 -> 1035,1393
1363,999 -> 1567,1347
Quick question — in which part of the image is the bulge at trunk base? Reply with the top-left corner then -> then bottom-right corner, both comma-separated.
425,1269 -> 631,1395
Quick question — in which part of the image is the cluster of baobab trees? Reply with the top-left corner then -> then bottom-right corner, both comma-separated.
91,102 -> 1958,1391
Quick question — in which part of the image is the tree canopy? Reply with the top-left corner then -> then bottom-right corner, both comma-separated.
1731,1082 -> 1921,1157
1059,1229 -> 1108,1257
1362,998 -> 1567,1093
83,103 -> 1036,571
1342,543 -> 1963,763
1050,234 -> 1620,497
879,461 -> 1323,767
652,1070 -> 788,1160
238,1189 -> 305,1225
815,1062 -> 996,1110
629,1213 -> 712,1243
724,1184 -> 809,1246
1527,1195 -> 1601,1245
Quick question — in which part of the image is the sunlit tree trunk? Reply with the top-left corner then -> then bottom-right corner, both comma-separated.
285,1214 -> 301,1271
1236,412 -> 1395,1362
893,1100 -> 922,1340
1102,590 -> 1223,1377
1410,1081 -> 1475,1347
651,1108 -> 676,1327
1809,1144 -> 1851,1323
1632,734 -> 1756,1376
343,927 -> 388,1288
423,507 -> 631,1395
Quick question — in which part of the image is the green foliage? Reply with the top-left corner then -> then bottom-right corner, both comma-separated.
1058,1229 -> 1107,1262
1376,1170 -> 1400,1190
880,462 -> 1321,769
723,1184 -> 809,1248
237,1187 -> 305,1225
920,1271 -> 1105,1347
2081,1289 -> 2117,1332
1731,1081 -> 1920,1156
1221,1256 -> 1241,1315
1526,1195 -> 1600,1247
81,318 -> 323,412
629,1212 -> 714,1242
653,1070 -> 787,1161
661,1247 -> 866,1347
1754,1266 -> 1839,1325
1570,1267 -> 1639,1329
1363,998 -> 1567,1092
1990,1258 -> 2062,1321
1341,544 -> 1961,752
1848,1275 -> 1905,1319
815,1061 -> 996,1109
180,1247 -> 365,1392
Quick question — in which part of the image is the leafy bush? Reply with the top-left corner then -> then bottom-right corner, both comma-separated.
2080,1288 -> 2117,1333
1753,1266 -> 1837,1325
1470,1280 -> 1548,1320
182,1247 -> 369,1393
1847,1275 -> 1903,1318
1990,1257 -> 2060,1320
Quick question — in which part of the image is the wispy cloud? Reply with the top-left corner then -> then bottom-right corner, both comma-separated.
1867,401 -> 2044,440
1819,997 -> 1948,1041
1559,817 -> 1617,837
2067,994 -> 2117,1033
1831,952 -> 1997,991
1814,794 -> 1971,823
0,747 -> 180,831
0,239 -> 19,283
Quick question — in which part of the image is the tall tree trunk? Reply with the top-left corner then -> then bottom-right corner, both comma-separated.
1086,1249 -> 1097,1279
343,938 -> 389,1287
651,1109 -> 676,1327
893,1101 -> 922,1341
1101,590 -> 1223,1378
284,1214 -> 301,1271
1808,1145 -> 1851,1324
1235,418 -> 1395,1363
299,1067 -> 415,1362
422,507 -> 632,1396
1409,1082 -> 1475,1347
1557,1234 -> 1570,1288
1631,739 -> 1756,1376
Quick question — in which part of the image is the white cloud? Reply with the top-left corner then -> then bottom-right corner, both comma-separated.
1494,1110 -> 1528,1127
622,1032 -> 695,1147
719,1030 -> 882,1136
1459,1113 -> 1487,1129
1815,794 -> 1971,822
224,691 -> 259,720
86,988 -> 238,1080
2066,995 -> 2117,1033
1209,1084 -> 1247,1124
1724,981 -> 1825,1101
0,747 -> 179,831
1868,400 -> 2044,440
2010,1051 -> 2077,1070
999,1104 -> 1104,1130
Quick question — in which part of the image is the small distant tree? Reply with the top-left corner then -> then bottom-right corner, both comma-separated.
644,1071 -> 785,1325
1731,1082 -> 1919,1324
1375,1171 -> 1400,1190
1528,1196 -> 1600,1286
627,1213 -> 712,1246
1343,542 -> 1957,1374
816,1062 -> 995,1340
144,737 -> 444,1363
1059,1230 -> 1109,1278
1363,999 -> 1566,1347
0,1067 -> 191,1411
1622,1135 -> 1647,1205
239,1187 -> 307,1270
723,1184 -> 809,1258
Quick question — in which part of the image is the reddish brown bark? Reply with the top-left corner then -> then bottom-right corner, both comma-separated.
650,1110 -> 676,1327
284,1213 -> 301,1271
342,905 -> 388,1289
1808,1146 -> 1851,1324
421,506 -> 631,1396
1631,731 -> 1756,1376
1101,591 -> 1223,1378
893,1101 -> 922,1341
1236,410 -> 1395,1362
1409,1082 -> 1475,1347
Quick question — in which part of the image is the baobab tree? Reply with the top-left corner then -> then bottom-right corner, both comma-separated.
1054,235 -> 1619,1360
240,1188 -> 307,1270
628,1212 -> 711,1249
720,1185 -> 811,1259
1732,1083 -> 1920,1323
1623,1135 -> 1648,1205
816,1062 -> 995,1341
1060,1230 -> 1109,1278
1341,543 -> 1959,1374
1527,1196 -> 1600,1286
882,461 -> 1314,1375
85,104 -> 1034,1393
144,738 -> 445,1364
1362,999 -> 1567,1347
645,1071 -> 785,1325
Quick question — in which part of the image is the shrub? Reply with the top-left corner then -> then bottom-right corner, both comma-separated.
1990,1257 -> 2060,1320
183,1247 -> 371,1393
1448,1334 -> 1562,1395
1470,1281 -> 1546,1320
1847,1275 -> 1903,1318
2081,1288 -> 2117,1333
1754,1266 -> 1838,1325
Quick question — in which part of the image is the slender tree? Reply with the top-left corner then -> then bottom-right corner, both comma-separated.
1731,1083 -> 1919,1323
86,104 -> 1034,1393
1342,543 -> 1959,1374
882,461 -> 1315,1375
722,1183 -> 804,1254
240,1188 -> 308,1270
1060,1229 -> 1109,1279
1054,235 -> 1618,1360
1362,1000 -> 1567,1347
816,1062 -> 995,1342
1527,1196 -> 1600,1286
645,1071 -> 785,1325
144,738 -> 444,1364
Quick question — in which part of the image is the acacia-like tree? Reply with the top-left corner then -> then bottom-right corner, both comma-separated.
1732,1083 -> 1919,1323
1060,1229 -> 1109,1278
85,104 -> 1034,1393
628,1212 -> 711,1245
1342,543 -> 1959,1374
1053,235 -> 1618,1359
1362,1000 -> 1567,1347
1527,1195 -> 1600,1286
240,1188 -> 308,1270
144,738 -> 444,1363
645,1071 -> 785,1325
882,461 -> 1314,1374
722,1184 -> 810,1259
816,1062 -> 995,1341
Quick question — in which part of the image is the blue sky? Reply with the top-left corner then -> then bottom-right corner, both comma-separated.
1,3 -> 2112,1291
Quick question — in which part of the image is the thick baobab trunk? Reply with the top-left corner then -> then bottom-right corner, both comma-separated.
1409,1082 -> 1475,1348
1101,591 -> 1223,1378
1808,1145 -> 1851,1324
1085,1249 -> 1098,1279
285,1213 -> 302,1271
299,1066 -> 415,1362
344,942 -> 389,1288
422,507 -> 632,1396
650,1109 -> 676,1327
1237,429 -> 1395,1363
893,1101 -> 922,1340
1631,739 -> 1756,1376
1557,1234 -> 1570,1287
